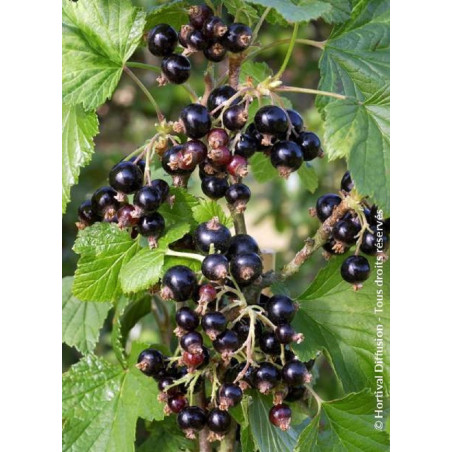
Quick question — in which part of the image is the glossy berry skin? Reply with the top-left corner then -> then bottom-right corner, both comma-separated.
150,179 -> 170,200
235,133 -> 257,158
202,16 -> 227,39
162,145 -> 191,175
109,161 -> 143,194
162,265 -> 198,301
117,204 -> 139,228
147,24 -> 178,57
269,404 -> 292,431
316,194 -> 342,222
78,200 -> 101,226
133,186 -> 162,213
136,348 -> 164,376
287,109 -> 304,134
246,123 -> 274,151
267,295 -> 296,325
333,218 -> 361,245
341,170 -> 354,192
137,212 -> 165,238
225,183 -> 251,205
207,86 -> 238,116
158,377 -> 181,397
229,252 -> 263,286
196,284 -> 217,305
176,307 -> 199,331
180,331 -> 203,354
188,4 -> 213,29
177,406 -> 207,432
203,42 -> 227,62
201,176 -> 229,200
184,140 -> 207,165
180,104 -> 212,139
202,254 -> 229,281
298,132 -> 322,161
282,360 -> 309,386
275,324 -> 298,344
182,346 -> 210,370
194,219 -> 231,255
187,29 -> 210,50
91,186 -> 119,216
258,293 -> 270,310
201,311 -> 227,339
270,140 -> 303,176
340,255 -> 371,283
285,385 -> 307,402
224,361 -> 254,386
226,234 -> 259,258
259,331 -> 281,355
218,383 -> 243,409
360,226 -> 389,256
208,145 -> 232,167
208,128 -> 229,149
221,23 -> 252,53
168,394 -> 188,414
255,105 -> 289,136
161,54 -> 191,84
227,156 -> 248,178
213,330 -> 240,354
233,318 -> 262,344
254,362 -> 280,393
207,408 -> 232,434
223,104 -> 248,131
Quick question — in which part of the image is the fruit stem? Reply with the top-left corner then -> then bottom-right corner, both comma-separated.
274,23 -> 299,81
165,249 -> 205,262
183,82 -> 199,103
123,66 -> 164,122
219,419 -> 237,452
246,38 -> 325,61
251,7 -> 271,45
125,61 -> 161,73
231,210 -> 247,235
228,53 -> 246,90
275,85 -> 347,101
305,384 -> 323,416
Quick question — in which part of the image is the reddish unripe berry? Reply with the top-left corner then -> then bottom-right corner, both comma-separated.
168,394 -> 188,413
227,155 -> 248,178
269,404 -> 292,431
208,128 -> 229,149
208,145 -> 232,166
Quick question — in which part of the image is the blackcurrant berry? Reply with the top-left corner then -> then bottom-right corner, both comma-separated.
177,406 -> 207,435
197,284 -> 217,303
332,217 -> 361,245
168,394 -> 188,414
187,29 -> 210,50
161,265 -> 198,301
234,133 -> 257,158
109,161 -> 143,194
180,331 -> 204,354
136,348 -> 164,376
170,233 -> 196,251
201,176 -> 229,200
298,132 -> 322,161
246,123 -> 274,151
259,331 -> 281,355
158,376 -> 182,397
117,204 -> 139,229
162,145 -> 192,175
213,329 -> 240,355
284,385 -> 307,402
201,311 -> 227,340
232,318 -> 263,344
254,105 -> 289,136
78,200 -> 101,226
286,109 -> 304,134
322,238 -> 349,255
208,145 -> 232,167
282,360 -> 310,386
181,346 -> 210,371
360,226 -> 389,256
269,404 -> 291,431
275,324 -> 303,344
207,86 -> 239,117
258,293 -> 270,310
147,24 -> 178,57
316,194 -> 342,222
133,186 -> 162,213
137,212 -> 165,244
217,383 -> 243,410
225,361 -> 255,387
226,156 -> 248,178
203,42 -> 227,62
226,234 -> 259,258
180,104 -> 212,139
229,252 -> 262,286
91,186 -> 119,217
150,179 -> 170,200
176,307 -> 200,331
223,104 -> 248,131
202,254 -> 229,281
266,295 -> 296,325
202,16 -> 227,39
208,128 -> 229,149
225,183 -> 251,207
184,139 -> 208,164
253,362 -> 280,394
341,170 -> 354,192
136,159 -> 146,175
188,4 -> 213,29
221,23 -> 252,53
270,140 -> 303,178
194,218 -> 231,255
340,255 -> 371,284
161,54 -> 191,84
207,408 -> 232,434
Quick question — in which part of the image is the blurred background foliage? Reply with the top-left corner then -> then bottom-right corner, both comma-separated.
63,3 -> 347,401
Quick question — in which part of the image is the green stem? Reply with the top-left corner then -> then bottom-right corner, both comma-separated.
165,249 -> 205,262
274,23 -> 299,80
276,85 -> 348,101
182,82 -> 199,102
247,38 -> 325,61
251,7 -> 271,45
305,384 -> 323,416
123,66 -> 164,122
125,61 -> 161,73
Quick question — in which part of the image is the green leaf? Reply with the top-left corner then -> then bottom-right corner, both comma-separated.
248,392 -> 303,452
159,187 -> 199,227
192,199 -> 233,228
230,396 -> 257,452
292,254 -> 390,394
144,0 -> 188,31
295,391 -> 389,451
162,256 -> 202,274
62,276 -> 110,354
63,354 -> 163,452
298,163 -> 319,193
62,0 -> 146,110
224,0 -> 259,25
249,153 -> 277,183
239,61 -> 272,85
62,103 -> 98,213
309,0 -> 352,24
73,223 -> 140,302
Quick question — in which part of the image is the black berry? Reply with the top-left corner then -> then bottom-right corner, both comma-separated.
150,179 -> 170,200
227,155 -> 248,178
78,200 -> 101,226
208,128 -> 229,149
207,408 -> 232,434
270,140 -> 303,177
147,24 -> 178,57
360,226 -> 389,255
226,234 -> 259,258
187,29 -> 210,50
269,404 -> 291,431
202,16 -> 228,39
275,324 -> 302,344
188,4 -> 213,29
168,394 -> 188,414
137,212 -> 165,242
266,295 -> 296,325
221,23 -> 252,53
285,385 -> 306,402
162,145 -> 192,175
235,133 -> 257,158
254,362 -> 280,394
201,311 -> 227,340
332,217 -> 361,245
91,186 -> 119,217
298,132 -> 322,161
161,265 -> 198,301
225,183 -> 251,206
161,54 -> 191,84
177,406 -> 207,433
194,218 -> 231,255
202,254 -> 229,281
136,348 -> 164,376
282,360 -> 310,386
259,331 -> 281,355
203,42 -> 227,62
254,105 -> 289,136
341,170 -> 354,192
133,186 -> 162,213
180,104 -> 212,139
201,176 -> 229,200
223,104 -> 248,131
229,252 -> 262,286
217,383 -> 243,409
233,318 -> 262,344
208,86 -> 238,117
176,307 -> 200,331
109,161 -> 143,194
316,194 -> 342,222
180,331 -> 204,354
213,330 -> 240,355
322,238 -> 349,255
287,109 -> 304,134
340,255 -> 371,284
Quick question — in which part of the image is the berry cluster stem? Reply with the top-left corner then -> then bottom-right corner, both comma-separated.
275,85 -> 347,101
274,23 -> 299,81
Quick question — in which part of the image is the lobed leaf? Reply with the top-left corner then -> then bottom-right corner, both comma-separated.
192,199 -> 233,228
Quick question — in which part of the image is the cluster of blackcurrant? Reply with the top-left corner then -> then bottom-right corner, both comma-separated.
76,159 -> 172,247
147,4 -> 252,85
316,171 -> 390,289
136,224 -> 312,439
